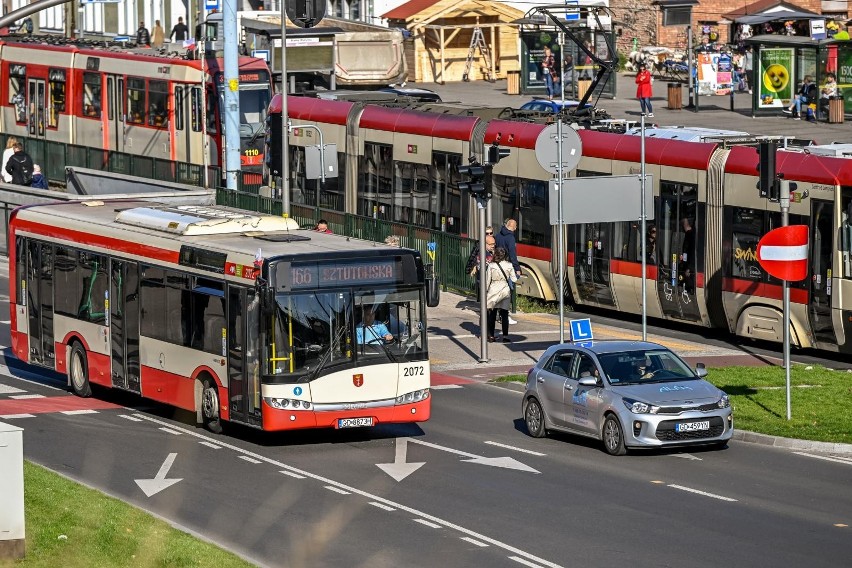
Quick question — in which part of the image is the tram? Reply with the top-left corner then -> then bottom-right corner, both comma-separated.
266,94 -> 852,353
0,36 -> 272,178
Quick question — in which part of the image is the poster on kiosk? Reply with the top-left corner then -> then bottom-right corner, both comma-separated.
758,48 -> 794,109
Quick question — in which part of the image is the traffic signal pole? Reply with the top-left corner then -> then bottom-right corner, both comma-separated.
780,180 -> 791,420
477,197 -> 489,363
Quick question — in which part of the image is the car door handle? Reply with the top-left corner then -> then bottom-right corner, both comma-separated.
537,377 -> 545,383
564,384 -> 573,390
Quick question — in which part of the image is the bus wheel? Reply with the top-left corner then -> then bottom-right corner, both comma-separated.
201,378 -> 223,434
69,343 -> 92,398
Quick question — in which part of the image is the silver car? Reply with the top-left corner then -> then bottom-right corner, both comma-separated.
522,340 -> 733,455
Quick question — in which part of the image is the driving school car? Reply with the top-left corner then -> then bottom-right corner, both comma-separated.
522,340 -> 733,455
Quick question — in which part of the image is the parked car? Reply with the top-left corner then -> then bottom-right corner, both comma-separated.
522,340 -> 733,455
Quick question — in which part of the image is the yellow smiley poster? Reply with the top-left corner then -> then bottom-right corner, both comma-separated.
758,48 -> 794,108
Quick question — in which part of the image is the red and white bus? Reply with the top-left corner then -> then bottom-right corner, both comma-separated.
0,36 -> 272,179
9,201 -> 430,432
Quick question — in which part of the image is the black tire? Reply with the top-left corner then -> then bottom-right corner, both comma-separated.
524,398 -> 547,438
69,342 -> 92,398
602,415 -> 627,456
201,377 -> 223,434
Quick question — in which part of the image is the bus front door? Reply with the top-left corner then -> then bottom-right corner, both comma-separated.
808,200 -> 837,346
26,241 -> 54,367
110,260 -> 140,393
227,287 -> 262,427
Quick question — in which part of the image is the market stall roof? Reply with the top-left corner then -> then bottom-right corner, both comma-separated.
743,33 -> 833,46
722,0 -> 821,25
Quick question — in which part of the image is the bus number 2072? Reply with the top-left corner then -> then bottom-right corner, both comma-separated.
403,365 -> 425,376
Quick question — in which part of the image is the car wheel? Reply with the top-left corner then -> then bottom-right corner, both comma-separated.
69,342 -> 92,398
602,415 -> 627,456
201,377 -> 223,434
524,398 -> 547,438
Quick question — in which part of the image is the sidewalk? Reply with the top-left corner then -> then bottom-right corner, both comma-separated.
423,72 -> 851,144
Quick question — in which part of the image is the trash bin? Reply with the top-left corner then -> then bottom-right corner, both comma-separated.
829,95 -> 844,124
667,82 -> 682,110
577,79 -> 592,100
506,71 -> 520,95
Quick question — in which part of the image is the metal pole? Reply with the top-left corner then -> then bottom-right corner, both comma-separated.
223,0 -> 240,191
200,28 -> 209,189
640,114 -> 647,341
780,184 -> 791,420
687,25 -> 696,112
557,32 -> 566,343
478,198 -> 488,363
280,6 -> 290,214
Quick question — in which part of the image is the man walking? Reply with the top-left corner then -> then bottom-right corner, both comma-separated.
136,22 -> 150,46
170,17 -> 189,43
495,218 -> 521,324
5,142 -> 34,186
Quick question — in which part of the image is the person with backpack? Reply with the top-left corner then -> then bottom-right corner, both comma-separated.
5,142 -> 34,186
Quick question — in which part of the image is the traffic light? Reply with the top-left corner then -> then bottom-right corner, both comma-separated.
458,163 -> 491,198
487,142 -> 510,165
757,141 -> 777,200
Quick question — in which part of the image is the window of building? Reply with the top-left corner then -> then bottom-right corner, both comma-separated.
82,72 -> 101,119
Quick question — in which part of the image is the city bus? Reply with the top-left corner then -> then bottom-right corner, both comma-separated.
9,201 -> 430,432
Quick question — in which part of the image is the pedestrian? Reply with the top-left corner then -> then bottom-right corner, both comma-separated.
314,219 -> 332,233
170,16 -> 189,43
30,164 -> 48,189
5,142 -> 34,186
541,46 -> 557,100
783,76 -> 816,120
22,17 -> 33,35
136,21 -> 150,46
151,20 -> 165,48
485,247 -> 517,343
2,137 -> 19,183
635,63 -> 654,117
465,230 -> 496,300
494,218 -> 520,325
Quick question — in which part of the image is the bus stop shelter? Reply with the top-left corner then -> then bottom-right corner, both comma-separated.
745,34 -> 851,120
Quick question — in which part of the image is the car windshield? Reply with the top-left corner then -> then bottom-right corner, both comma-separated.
597,349 -> 697,385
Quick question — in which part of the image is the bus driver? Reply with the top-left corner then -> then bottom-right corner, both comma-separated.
356,307 -> 394,345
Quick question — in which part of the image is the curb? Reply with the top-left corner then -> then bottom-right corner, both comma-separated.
731,429 -> 852,456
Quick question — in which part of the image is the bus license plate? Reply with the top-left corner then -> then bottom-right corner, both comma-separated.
338,417 -> 373,428
676,420 -> 710,433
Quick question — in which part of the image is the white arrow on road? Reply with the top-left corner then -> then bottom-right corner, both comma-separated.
376,438 -> 426,482
135,453 -> 183,497
670,453 -> 702,461
377,437 -> 539,481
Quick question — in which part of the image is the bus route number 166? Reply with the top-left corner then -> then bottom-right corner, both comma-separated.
403,365 -> 424,376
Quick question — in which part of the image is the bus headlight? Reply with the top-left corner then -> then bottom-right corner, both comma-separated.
264,397 -> 311,411
396,389 -> 430,405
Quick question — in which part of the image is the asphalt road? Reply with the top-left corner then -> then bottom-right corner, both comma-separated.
2,269 -> 852,567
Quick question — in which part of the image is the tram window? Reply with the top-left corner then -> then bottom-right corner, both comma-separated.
238,87 -> 269,129
82,73 -> 101,119
207,89 -> 219,133
9,66 -> 27,123
175,86 -> 184,131
126,77 -> 146,125
731,207 -> 764,281
107,76 -> 114,121
190,87 -> 202,132
842,189 -> 852,279
48,68 -> 65,128
148,80 -> 168,128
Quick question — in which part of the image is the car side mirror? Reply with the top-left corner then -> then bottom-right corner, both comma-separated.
578,376 -> 599,387
695,363 -> 708,378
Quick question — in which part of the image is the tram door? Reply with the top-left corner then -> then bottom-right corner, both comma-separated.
227,287 -> 262,426
26,78 -> 47,139
106,75 -> 126,154
808,200 -> 837,345
110,260 -> 140,393
573,222 -> 615,306
656,182 -> 702,322
25,241 -> 54,367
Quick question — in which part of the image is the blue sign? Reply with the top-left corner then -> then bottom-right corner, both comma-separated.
294,387 -> 303,396
570,318 -> 594,342
252,49 -> 270,62
565,0 -> 580,21
114,35 -> 129,42
205,0 -> 220,10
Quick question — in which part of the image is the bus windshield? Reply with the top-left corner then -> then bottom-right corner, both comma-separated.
270,288 -> 426,380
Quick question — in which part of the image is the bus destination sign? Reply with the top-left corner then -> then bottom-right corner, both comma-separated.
287,259 -> 399,289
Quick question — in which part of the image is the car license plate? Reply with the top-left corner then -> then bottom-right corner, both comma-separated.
675,420 -> 710,432
338,417 -> 373,428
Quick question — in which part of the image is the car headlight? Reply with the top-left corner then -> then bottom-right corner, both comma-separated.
622,398 -> 659,414
717,394 -> 730,408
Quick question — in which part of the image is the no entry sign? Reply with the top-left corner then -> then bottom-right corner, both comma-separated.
756,225 -> 809,281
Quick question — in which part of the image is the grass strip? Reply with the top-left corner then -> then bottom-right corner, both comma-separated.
1,461 -> 255,568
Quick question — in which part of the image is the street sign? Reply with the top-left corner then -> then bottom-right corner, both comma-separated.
252,49 -> 270,62
534,123 -> 582,174
549,175 -> 654,225
564,0 -> 580,21
204,0 -> 220,10
569,318 -> 593,342
114,35 -> 130,42
756,225 -> 809,281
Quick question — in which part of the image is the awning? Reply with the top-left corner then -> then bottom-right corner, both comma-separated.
736,10 -> 824,25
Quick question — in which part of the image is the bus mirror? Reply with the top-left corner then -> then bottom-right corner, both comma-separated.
260,287 -> 276,315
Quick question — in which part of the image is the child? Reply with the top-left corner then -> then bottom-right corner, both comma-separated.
31,164 -> 48,189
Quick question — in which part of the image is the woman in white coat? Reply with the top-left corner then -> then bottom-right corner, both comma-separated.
2,137 -> 19,183
485,247 -> 517,342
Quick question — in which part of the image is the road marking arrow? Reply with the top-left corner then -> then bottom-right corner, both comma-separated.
670,453 -> 702,461
135,453 -> 183,497
377,438 -> 425,482
409,438 -> 539,474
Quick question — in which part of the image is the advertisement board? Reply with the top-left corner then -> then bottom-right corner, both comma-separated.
696,52 -> 734,95
758,48 -> 794,108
